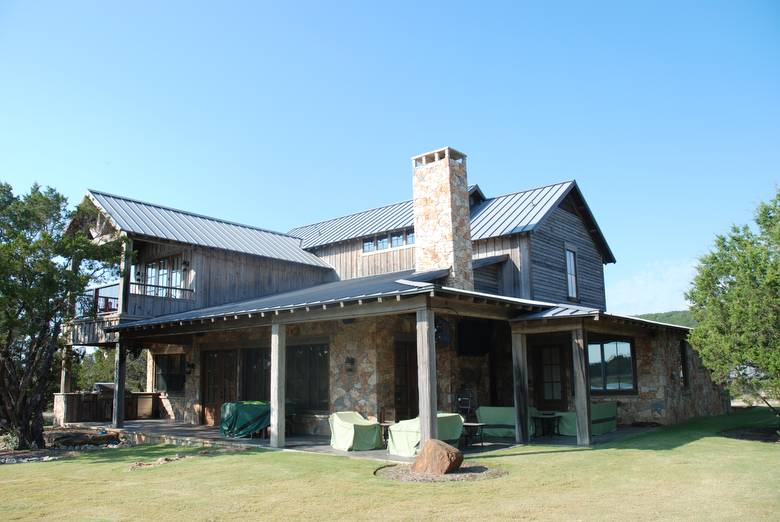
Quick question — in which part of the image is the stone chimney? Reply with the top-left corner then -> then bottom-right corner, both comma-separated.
412,147 -> 474,290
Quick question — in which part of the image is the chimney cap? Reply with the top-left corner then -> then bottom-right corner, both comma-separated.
412,146 -> 466,167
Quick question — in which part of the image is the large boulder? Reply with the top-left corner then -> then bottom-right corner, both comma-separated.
411,439 -> 463,475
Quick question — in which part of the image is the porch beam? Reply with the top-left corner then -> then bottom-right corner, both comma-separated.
511,319 -> 592,335
270,323 -> 286,448
416,307 -> 437,444
571,324 -> 592,446
112,341 -> 127,428
510,331 -> 530,444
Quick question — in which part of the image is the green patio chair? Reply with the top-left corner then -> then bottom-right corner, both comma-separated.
475,406 -> 537,440
328,411 -> 382,451
558,402 -> 618,437
387,412 -> 464,457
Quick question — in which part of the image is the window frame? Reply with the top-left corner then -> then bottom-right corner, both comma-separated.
587,335 -> 638,395
154,353 -> 186,395
361,228 -> 415,255
138,254 -> 187,298
679,340 -> 690,388
565,244 -> 578,301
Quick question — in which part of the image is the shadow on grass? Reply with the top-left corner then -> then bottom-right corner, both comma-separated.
467,407 -> 777,461
69,443 -> 271,465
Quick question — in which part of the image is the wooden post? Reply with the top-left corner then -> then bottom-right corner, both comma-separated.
416,308 -> 437,444
112,342 -> 127,428
511,330 -> 530,444
60,346 -> 73,393
270,322 -> 286,448
118,237 -> 133,314
571,324 -> 592,446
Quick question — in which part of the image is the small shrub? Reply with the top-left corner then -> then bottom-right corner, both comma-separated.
0,430 -> 20,451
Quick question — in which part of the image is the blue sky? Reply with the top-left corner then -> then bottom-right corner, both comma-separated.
1,1 -> 778,314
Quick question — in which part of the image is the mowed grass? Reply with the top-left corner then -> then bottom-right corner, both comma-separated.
1,408 -> 778,521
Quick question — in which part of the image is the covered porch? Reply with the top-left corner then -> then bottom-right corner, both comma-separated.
99,270 -> 667,453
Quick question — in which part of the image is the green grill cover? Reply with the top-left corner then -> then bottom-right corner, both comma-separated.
387,413 -> 463,457
219,401 -> 271,438
328,411 -> 382,451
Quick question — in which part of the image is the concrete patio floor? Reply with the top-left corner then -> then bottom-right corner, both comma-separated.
67,419 -> 652,463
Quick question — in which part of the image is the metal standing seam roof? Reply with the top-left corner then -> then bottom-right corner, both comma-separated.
512,304 -> 692,331
109,268 -> 451,330
86,190 -> 331,269
288,181 -> 586,249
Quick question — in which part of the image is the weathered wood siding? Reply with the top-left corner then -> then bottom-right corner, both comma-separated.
312,235 -> 532,299
133,240 -> 335,312
473,264 -> 500,294
471,235 -> 531,299
529,206 -> 606,309
310,242 -> 415,280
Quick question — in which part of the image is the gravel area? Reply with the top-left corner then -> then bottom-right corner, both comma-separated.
374,463 -> 507,483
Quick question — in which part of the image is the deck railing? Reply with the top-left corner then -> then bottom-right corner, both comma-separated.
129,282 -> 194,300
75,282 -> 194,318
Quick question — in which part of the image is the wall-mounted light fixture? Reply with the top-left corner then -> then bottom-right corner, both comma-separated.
345,356 -> 356,373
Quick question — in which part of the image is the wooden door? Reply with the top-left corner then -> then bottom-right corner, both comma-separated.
534,344 -> 568,411
202,350 -> 238,426
394,340 -> 418,420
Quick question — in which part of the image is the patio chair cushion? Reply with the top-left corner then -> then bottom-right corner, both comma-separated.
557,402 -> 618,437
328,411 -> 382,451
387,413 -> 464,457
475,406 -> 537,439
219,401 -> 271,438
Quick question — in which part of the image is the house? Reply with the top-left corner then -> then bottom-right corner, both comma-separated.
54,147 -> 728,447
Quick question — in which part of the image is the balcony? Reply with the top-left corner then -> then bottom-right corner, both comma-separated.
66,282 -> 197,346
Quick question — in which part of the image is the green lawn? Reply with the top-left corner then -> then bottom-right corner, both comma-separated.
1,408 -> 777,521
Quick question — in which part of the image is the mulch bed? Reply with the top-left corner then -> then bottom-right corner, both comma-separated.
721,426 -> 779,443
375,463 -> 507,483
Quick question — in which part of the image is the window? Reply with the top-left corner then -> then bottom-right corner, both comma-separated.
565,248 -> 578,300
588,337 -> 636,393
390,231 -> 404,248
154,354 -> 186,393
362,238 -> 375,253
376,234 -> 388,250
285,344 -> 329,412
679,340 -> 690,388
140,254 -> 186,297
405,230 -> 415,245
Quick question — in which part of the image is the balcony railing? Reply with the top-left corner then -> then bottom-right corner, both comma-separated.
129,282 -> 194,300
75,282 -> 194,318
75,284 -> 119,318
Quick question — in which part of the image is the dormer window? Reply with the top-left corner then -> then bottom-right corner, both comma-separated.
565,245 -> 578,300
362,229 -> 414,254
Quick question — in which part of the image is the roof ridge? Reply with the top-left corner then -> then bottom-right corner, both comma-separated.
289,180 -> 574,233
87,188 -> 298,240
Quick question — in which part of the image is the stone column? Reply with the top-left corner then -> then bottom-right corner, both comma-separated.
416,308 -> 438,444
511,330 -> 530,444
571,325 -> 592,446
270,323 -> 286,448
112,341 -> 127,428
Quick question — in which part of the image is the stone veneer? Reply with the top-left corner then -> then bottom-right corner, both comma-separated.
412,148 -> 474,290
146,316 -> 728,434
590,329 -> 729,425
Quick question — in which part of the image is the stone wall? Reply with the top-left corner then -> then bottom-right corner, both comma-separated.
591,329 -> 729,425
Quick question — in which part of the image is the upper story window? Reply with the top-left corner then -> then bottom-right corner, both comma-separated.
133,254 -> 189,299
565,247 -> 578,300
362,228 -> 414,253
588,336 -> 636,393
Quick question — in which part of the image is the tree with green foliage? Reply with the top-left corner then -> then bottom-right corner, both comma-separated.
687,189 -> 780,416
72,348 -> 147,393
637,310 -> 697,328
0,184 -> 122,448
